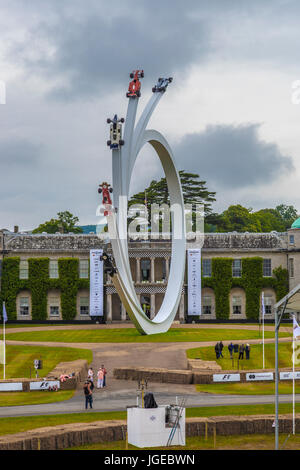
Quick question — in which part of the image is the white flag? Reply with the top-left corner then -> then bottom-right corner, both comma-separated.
293,316 -> 300,338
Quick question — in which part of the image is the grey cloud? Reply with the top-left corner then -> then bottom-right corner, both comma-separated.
8,0 -> 211,100
174,123 -> 294,188
7,0 -> 300,102
0,138 -> 41,168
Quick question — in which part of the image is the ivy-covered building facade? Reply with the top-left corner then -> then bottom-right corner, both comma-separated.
1,224 -> 299,323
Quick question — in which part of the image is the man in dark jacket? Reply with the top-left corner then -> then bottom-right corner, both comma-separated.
83,380 -> 93,410
228,342 -> 234,359
238,344 -> 245,360
245,344 -> 251,360
219,341 -> 224,358
215,342 -> 220,359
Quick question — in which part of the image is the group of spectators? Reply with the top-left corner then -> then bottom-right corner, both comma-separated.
214,341 -> 251,360
83,365 -> 108,410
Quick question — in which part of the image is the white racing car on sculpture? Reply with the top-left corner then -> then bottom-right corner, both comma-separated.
99,70 -> 186,335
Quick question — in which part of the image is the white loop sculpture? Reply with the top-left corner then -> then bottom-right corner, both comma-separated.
106,74 -> 186,335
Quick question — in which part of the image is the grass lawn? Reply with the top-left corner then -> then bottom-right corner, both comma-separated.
0,403 -> 299,436
4,327 -> 289,343
0,390 -> 74,407
0,344 -> 93,379
187,341 -> 294,370
196,381 -> 300,395
67,433 -> 300,450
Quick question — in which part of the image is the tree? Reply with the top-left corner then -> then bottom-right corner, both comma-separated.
216,205 -> 262,233
275,204 -> 299,230
128,170 -> 216,234
254,208 -> 286,232
32,211 -> 83,234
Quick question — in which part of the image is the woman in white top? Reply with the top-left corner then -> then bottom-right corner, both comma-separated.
88,368 -> 94,382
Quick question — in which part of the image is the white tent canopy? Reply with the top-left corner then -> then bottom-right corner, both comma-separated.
274,283 -> 300,314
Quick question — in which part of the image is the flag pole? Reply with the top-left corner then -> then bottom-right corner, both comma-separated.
262,292 -> 265,369
3,302 -> 5,381
293,327 -> 295,435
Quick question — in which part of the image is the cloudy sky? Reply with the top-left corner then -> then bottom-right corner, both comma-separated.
0,0 -> 300,230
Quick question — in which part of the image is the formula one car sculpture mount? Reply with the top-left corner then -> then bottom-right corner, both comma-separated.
99,71 -> 185,335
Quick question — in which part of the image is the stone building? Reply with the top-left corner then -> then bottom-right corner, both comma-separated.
0,222 -> 299,323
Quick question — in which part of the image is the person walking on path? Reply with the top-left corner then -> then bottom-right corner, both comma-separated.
101,364 -> 107,387
97,367 -> 104,389
245,344 -> 251,360
83,380 -> 93,410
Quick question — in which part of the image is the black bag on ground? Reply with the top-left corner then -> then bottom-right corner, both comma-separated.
144,392 -> 158,408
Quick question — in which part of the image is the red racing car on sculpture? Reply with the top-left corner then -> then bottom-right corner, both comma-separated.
126,70 -> 144,98
98,182 -> 113,216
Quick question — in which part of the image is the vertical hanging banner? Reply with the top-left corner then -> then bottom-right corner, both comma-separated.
187,248 -> 201,316
89,249 -> 103,317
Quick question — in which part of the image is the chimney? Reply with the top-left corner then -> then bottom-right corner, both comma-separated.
14,226 -> 19,233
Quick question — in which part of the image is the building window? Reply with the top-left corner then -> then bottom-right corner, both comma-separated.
49,298 -> 60,317
264,295 -> 273,315
203,259 -> 212,277
79,260 -> 89,279
19,260 -> 29,279
232,259 -> 242,278
263,259 -> 272,277
289,258 -> 294,278
19,297 -> 29,316
49,260 -> 59,279
141,259 -> 151,282
202,296 -> 212,314
290,235 -> 295,244
80,297 -> 89,316
232,296 -> 242,314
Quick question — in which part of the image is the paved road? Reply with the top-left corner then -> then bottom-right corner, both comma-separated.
0,385 -> 299,418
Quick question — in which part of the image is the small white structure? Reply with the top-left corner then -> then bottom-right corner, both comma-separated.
127,405 -> 185,448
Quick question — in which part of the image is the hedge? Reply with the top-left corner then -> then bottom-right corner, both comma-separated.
0,256 -> 289,321
202,257 -> 289,320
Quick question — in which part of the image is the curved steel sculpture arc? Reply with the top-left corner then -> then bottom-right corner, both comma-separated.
105,73 -> 186,335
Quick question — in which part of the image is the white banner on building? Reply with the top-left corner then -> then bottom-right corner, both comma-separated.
89,249 -> 104,317
246,372 -> 274,381
187,249 -> 201,316
30,380 -> 60,391
213,374 -> 241,383
280,371 -> 300,381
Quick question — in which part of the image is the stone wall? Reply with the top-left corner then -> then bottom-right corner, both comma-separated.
113,367 -> 193,384
113,365 -> 300,385
0,415 -> 298,450
46,359 -> 89,389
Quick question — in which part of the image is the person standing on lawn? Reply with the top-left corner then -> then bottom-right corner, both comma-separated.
245,344 -> 251,360
214,342 -> 220,359
228,342 -> 234,359
238,344 -> 245,360
219,341 -> 224,358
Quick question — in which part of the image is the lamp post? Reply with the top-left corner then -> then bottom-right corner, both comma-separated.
274,300 -> 287,450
